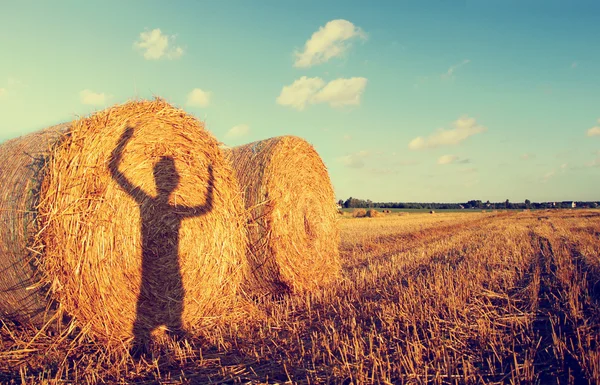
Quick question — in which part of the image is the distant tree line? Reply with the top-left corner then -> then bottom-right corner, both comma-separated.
338,197 -> 600,210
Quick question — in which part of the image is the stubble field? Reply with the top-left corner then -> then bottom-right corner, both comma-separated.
1,210 -> 599,384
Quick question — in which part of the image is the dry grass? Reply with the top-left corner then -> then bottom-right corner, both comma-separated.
1,210 -> 599,384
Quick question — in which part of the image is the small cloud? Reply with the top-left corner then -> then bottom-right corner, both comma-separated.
586,151 -> 600,167
542,170 -> 556,183
586,119 -> 600,136
337,150 -> 369,168
186,88 -> 211,108
134,28 -> 184,60
571,61 -> 578,69
225,124 -> 250,139
80,89 -> 109,106
409,115 -> 487,150
441,59 -> 470,80
343,134 -> 352,141
294,19 -> 366,68
276,76 -> 367,110
437,155 -> 470,165
437,155 -> 459,165
521,153 -> 535,160
0,88 -> 5,98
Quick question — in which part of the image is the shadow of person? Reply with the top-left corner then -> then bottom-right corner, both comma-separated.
109,127 -> 214,358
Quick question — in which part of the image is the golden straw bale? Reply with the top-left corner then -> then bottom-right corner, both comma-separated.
352,209 -> 367,218
366,209 -> 383,218
0,123 -> 70,326
225,136 -> 340,295
1,99 -> 248,342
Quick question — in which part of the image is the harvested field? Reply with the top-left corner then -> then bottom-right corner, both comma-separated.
1,210 -> 599,384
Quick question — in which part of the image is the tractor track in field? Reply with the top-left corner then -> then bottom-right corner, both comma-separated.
528,232 -> 588,384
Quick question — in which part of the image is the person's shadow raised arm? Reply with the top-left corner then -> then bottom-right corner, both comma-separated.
109,127 -> 149,203
173,164 -> 214,218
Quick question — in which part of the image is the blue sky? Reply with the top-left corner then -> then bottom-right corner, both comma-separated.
1,0 -> 599,202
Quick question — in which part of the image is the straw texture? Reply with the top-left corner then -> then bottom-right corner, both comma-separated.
0,123 -> 69,325
226,136 -> 340,295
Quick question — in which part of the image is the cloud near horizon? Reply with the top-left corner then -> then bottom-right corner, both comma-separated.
409,116 -> 487,150
134,28 -> 184,60
277,76 -> 367,110
294,19 -> 366,68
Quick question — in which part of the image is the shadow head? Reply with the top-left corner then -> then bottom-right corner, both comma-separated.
153,156 -> 180,197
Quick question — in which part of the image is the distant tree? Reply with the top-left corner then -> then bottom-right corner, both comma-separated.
337,199 -> 344,207
525,199 -> 531,209
505,199 -> 510,209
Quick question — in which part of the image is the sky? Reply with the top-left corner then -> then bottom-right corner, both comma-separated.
1,0 -> 599,203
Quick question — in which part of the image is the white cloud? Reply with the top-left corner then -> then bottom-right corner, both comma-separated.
225,124 -> 250,139
409,116 -> 487,150
294,19 -> 366,68
437,155 -> 459,165
134,28 -> 184,60
337,150 -> 369,168
586,119 -> 600,136
437,155 -> 470,165
276,76 -> 325,110
441,59 -> 470,79
276,76 -> 367,110
186,88 -> 211,108
0,88 -> 5,98
571,61 -> 578,69
80,89 -> 109,106
312,77 -> 368,108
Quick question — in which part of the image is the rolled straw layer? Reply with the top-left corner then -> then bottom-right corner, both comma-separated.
0,124 -> 69,325
226,136 -> 340,295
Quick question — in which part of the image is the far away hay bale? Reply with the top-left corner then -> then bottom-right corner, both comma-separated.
1,99 -> 248,341
225,136 -> 340,295
366,209 -> 382,218
352,208 -> 367,218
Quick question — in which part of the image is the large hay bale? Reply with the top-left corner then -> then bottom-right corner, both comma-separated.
225,136 -> 340,295
1,99 -> 248,342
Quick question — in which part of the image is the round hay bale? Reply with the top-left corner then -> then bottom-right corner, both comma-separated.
0,123 -> 70,326
366,209 -> 382,218
430,210 -> 435,214
352,208 -> 367,218
2,99 -> 248,342
225,136 -> 340,295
